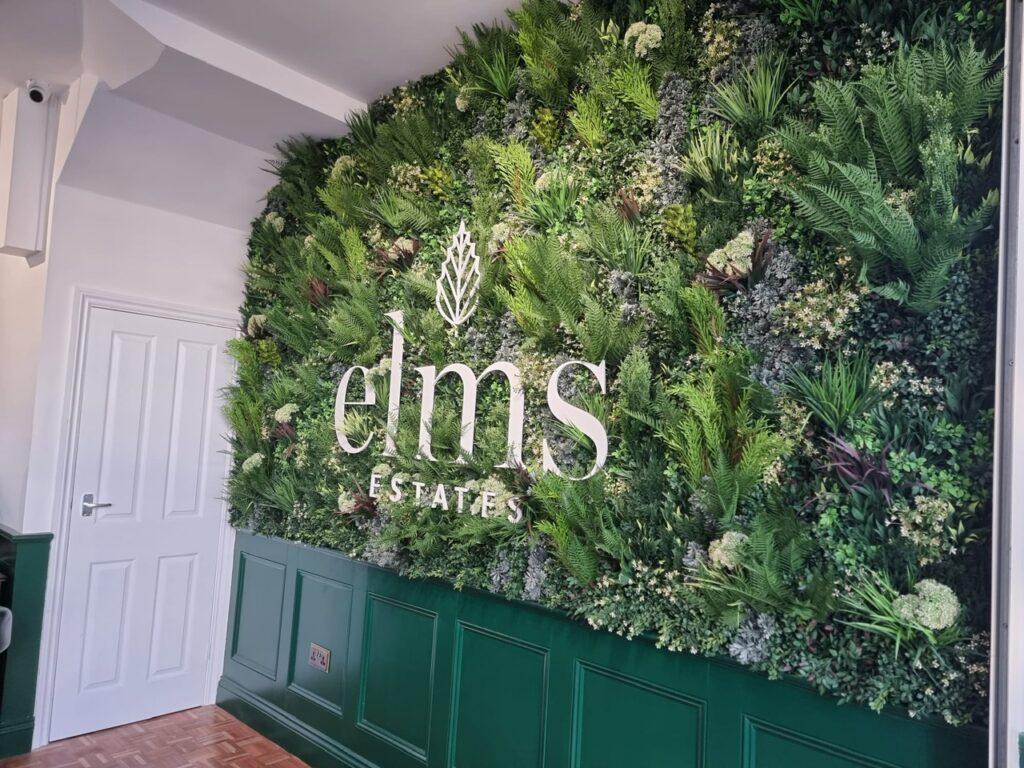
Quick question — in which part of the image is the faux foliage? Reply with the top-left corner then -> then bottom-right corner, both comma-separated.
780,45 -> 1002,312
228,0 -> 1001,727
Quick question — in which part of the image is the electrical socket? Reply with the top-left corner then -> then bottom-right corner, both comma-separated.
309,642 -> 331,673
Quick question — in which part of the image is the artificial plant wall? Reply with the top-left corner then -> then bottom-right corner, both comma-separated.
227,0 -> 1003,724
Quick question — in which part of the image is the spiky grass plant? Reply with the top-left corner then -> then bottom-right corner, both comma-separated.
788,354 -> 880,435
710,53 -> 791,140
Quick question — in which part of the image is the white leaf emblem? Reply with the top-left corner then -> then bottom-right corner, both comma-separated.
435,220 -> 481,328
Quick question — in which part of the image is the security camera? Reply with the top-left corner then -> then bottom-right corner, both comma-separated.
25,81 -> 50,104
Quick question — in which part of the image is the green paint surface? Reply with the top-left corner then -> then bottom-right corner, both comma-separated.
0,524 -> 52,759
449,624 -> 547,768
218,532 -> 988,768
743,719 -> 897,768
231,552 -> 286,679
572,662 -> 702,768
287,570 -> 352,724
359,595 -> 436,758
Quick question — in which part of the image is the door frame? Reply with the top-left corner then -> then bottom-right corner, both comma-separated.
34,287 -> 239,748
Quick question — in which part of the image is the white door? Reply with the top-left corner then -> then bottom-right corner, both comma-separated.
50,306 -> 235,740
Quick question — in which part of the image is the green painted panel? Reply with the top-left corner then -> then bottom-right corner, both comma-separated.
220,534 -> 988,768
0,528 -> 51,761
286,569 -> 353,726
0,722 -> 34,761
0,526 -> 52,760
358,593 -> 438,760
743,718 -> 896,768
231,551 -> 286,679
448,623 -> 547,768
218,676 -> 362,768
572,661 -> 704,768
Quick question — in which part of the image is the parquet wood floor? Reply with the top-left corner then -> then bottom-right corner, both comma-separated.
0,706 -> 309,768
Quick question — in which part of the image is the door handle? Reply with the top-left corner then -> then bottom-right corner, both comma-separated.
81,493 -> 112,517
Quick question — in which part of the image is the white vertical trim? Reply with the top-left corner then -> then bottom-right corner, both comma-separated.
993,2 -> 1022,765
205,519 -> 236,703
33,287 -> 238,748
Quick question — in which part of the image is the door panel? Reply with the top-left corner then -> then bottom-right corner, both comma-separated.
95,331 -> 153,522
79,559 -> 134,691
163,340 -> 217,518
148,552 -> 198,678
50,307 -> 234,741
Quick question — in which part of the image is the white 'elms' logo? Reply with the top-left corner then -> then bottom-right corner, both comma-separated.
334,221 -> 609,484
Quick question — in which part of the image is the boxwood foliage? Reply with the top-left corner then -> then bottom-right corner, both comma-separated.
228,0 -> 1003,724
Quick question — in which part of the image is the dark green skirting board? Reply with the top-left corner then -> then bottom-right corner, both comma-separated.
218,531 -> 987,768
0,523 -> 52,759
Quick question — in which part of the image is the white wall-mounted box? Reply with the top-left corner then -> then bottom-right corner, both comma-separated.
0,86 -> 59,258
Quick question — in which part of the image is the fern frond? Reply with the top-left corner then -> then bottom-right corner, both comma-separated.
489,140 -> 537,209
569,91 -> 607,149
611,59 -> 659,122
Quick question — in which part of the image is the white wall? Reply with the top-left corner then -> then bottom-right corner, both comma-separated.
0,76 -> 96,531
20,183 -> 246,535
0,254 -> 47,528
19,92 -> 256,749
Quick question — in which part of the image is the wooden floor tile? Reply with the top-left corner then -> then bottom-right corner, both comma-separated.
0,706 -> 309,768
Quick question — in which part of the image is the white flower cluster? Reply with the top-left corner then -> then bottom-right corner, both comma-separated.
455,85 -> 472,113
624,22 -> 664,58
391,84 -> 424,114
274,402 -> 300,424
707,229 -> 754,275
337,489 -> 357,516
263,211 -> 285,233
630,158 -> 663,207
892,495 -> 956,564
535,168 -> 571,191
246,314 -> 267,338
708,530 -> 749,570
488,221 -> 514,256
777,278 -> 864,350
330,154 -> 357,181
871,360 -> 944,408
893,579 -> 960,631
241,452 -> 264,473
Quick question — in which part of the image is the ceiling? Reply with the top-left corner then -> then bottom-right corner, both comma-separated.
143,0 -> 514,103
0,0 -> 516,112
0,0 -> 84,96
0,0 -> 517,229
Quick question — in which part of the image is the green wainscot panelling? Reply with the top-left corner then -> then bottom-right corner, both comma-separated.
0,524 -> 53,760
571,662 -> 704,768
742,718 -> 897,768
224,535 -> 288,707
449,624 -> 548,768
218,532 -> 987,768
285,569 -> 353,733
358,594 -> 437,761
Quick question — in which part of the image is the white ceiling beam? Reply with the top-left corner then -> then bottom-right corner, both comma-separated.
106,0 -> 365,123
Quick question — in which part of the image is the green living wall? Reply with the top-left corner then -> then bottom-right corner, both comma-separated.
227,0 -> 1005,727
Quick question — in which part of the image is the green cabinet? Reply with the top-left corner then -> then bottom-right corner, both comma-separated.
218,532 -> 986,768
